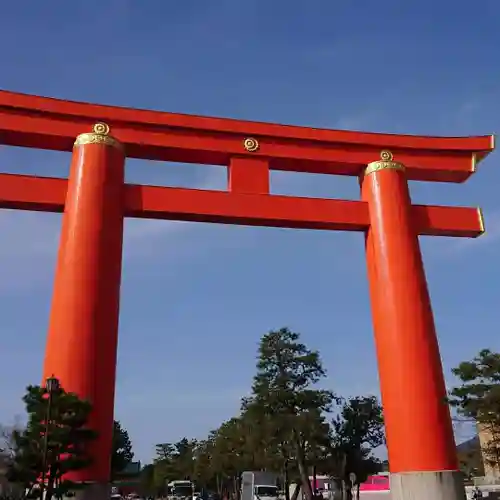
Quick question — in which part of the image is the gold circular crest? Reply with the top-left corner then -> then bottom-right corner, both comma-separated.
364,149 -> 405,176
73,122 -> 122,151
93,122 -> 110,135
380,150 -> 393,161
243,137 -> 259,152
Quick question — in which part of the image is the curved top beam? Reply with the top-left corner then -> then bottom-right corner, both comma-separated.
0,90 -> 495,182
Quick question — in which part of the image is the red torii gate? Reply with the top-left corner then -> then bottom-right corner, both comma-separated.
0,91 -> 494,500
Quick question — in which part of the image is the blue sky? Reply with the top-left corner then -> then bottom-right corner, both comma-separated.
1,0 -> 499,463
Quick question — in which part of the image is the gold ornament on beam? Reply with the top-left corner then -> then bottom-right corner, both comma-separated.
74,122 -> 123,151
243,137 -> 260,152
365,150 -> 405,176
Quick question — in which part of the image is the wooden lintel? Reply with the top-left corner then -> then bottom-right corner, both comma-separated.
0,90 -> 494,182
0,173 -> 484,237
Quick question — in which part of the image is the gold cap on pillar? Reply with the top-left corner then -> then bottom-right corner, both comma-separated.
74,122 -> 123,151
365,150 -> 405,176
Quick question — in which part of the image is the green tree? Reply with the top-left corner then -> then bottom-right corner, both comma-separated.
155,442 -> 176,462
152,442 -> 177,494
193,435 -> 218,491
152,438 -> 199,492
111,420 -> 134,479
211,419 -> 244,477
449,349 -> 500,472
239,403 -> 286,473
330,396 -> 385,500
245,328 -> 335,500
210,415 -> 280,497
173,438 -> 198,479
8,385 -> 97,500
193,414 -> 284,497
138,463 -> 156,497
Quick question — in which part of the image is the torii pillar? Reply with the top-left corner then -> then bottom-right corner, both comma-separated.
42,123 -> 125,500
362,151 -> 465,500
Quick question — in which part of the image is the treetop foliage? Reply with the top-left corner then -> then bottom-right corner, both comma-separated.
8,385 -> 98,500
139,327 -> 385,500
449,348 -> 500,471
332,396 -> 385,451
250,328 -> 335,416
111,419 -> 134,478
450,349 -> 500,421
5,386 -> 136,499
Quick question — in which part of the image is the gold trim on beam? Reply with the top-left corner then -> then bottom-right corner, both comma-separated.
74,122 -> 123,151
477,207 -> 486,236
472,135 -> 496,170
364,150 -> 405,176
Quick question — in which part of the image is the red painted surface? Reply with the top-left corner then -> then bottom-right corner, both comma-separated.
42,141 -> 125,482
0,91 -> 495,482
362,168 -> 459,473
0,173 -> 485,237
228,157 -> 270,194
0,90 -> 493,182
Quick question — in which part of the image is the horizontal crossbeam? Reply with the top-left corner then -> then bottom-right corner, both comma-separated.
0,91 -> 494,183
0,173 -> 483,237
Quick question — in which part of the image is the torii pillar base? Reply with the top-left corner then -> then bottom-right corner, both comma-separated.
390,471 -> 466,500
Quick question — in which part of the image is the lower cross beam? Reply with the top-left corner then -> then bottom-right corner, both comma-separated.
0,173 -> 484,237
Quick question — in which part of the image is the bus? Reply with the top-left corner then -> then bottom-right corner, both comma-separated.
167,480 -> 195,499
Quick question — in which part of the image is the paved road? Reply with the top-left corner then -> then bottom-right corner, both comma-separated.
358,494 -> 390,500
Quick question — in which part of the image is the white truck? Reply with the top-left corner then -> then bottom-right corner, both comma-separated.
241,471 -> 279,500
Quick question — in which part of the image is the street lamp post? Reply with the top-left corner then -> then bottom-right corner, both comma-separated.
40,376 -> 60,500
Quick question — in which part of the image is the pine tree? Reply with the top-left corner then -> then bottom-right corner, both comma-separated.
449,349 -> 500,473
111,420 -> 134,479
247,328 -> 335,500
331,396 -> 385,499
8,384 -> 97,500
